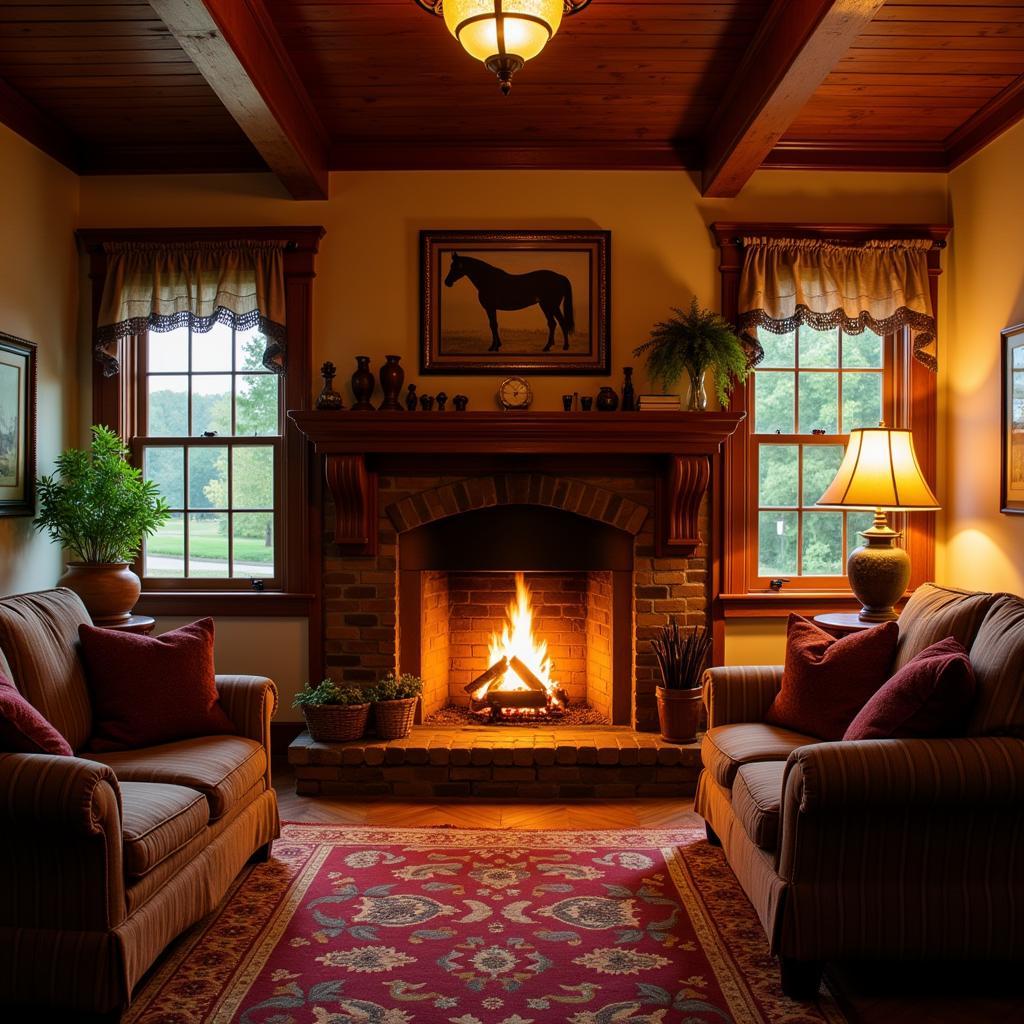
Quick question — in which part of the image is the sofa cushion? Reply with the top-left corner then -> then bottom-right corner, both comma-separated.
0,673 -> 73,755
92,735 -> 265,820
0,588 -> 93,751
894,583 -> 996,672
702,723 -> 814,790
733,761 -> 785,851
967,594 -> 1024,737
119,781 -> 209,877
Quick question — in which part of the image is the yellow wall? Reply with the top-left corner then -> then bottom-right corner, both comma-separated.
0,124 -> 80,596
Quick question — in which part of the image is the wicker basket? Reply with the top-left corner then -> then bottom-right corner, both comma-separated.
302,702 -> 370,743
373,697 -> 418,740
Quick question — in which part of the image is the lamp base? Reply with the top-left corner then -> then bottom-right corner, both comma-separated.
848,519 -> 910,623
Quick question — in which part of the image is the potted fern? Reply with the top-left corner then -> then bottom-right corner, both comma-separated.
652,622 -> 712,744
34,425 -> 170,624
368,672 -> 423,740
293,679 -> 371,743
634,298 -> 750,410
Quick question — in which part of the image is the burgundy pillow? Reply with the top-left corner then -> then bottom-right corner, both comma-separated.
765,614 -> 900,741
0,673 -> 73,755
843,636 -> 976,741
78,618 -> 235,752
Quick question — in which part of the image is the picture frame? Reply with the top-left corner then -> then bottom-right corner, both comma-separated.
420,229 -> 610,375
1002,323 -> 1024,515
0,331 -> 37,518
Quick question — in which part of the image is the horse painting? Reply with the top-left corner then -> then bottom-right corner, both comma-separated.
444,252 -> 575,353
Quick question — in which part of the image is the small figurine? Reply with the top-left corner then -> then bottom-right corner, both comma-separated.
405,383 -> 418,411
561,394 -> 573,412
436,391 -> 448,411
316,361 -> 344,411
453,394 -> 469,411
419,393 -> 435,411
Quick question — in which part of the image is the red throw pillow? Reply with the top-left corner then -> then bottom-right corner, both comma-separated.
843,636 -> 976,741
0,673 -> 73,755
765,615 -> 900,741
78,618 -> 235,752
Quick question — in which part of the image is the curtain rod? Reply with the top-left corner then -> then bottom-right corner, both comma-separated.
732,236 -> 946,249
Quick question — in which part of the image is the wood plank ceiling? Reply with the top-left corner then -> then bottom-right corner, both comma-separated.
0,0 -> 1023,199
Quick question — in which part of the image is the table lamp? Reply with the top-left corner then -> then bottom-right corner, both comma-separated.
816,427 -> 939,622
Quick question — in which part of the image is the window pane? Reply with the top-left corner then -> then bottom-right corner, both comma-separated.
843,328 -> 883,368
758,444 -> 798,507
755,372 -> 794,433
143,446 -> 184,508
191,322 -> 232,372
798,326 -> 839,368
188,513 -> 229,577
147,376 -> 188,436
842,372 -> 884,432
802,511 -> 843,576
236,374 -> 280,436
758,329 -> 795,368
232,513 -> 274,578
759,510 -> 798,576
189,446 -> 227,509
236,328 -> 268,371
147,327 -> 188,373
191,375 -> 232,436
803,444 -> 844,506
847,510 -> 875,560
144,512 -> 183,578
798,372 -> 838,433
232,446 -> 274,509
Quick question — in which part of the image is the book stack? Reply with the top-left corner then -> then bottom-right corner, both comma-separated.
637,394 -> 681,412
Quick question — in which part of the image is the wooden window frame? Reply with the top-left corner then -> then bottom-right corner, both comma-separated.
78,226 -> 325,617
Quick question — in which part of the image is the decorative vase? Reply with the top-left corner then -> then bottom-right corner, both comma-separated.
59,562 -> 141,625
350,356 -> 375,410
436,392 -> 448,412
405,384 -> 418,411
379,355 -> 404,410
419,394 -> 435,411
655,685 -> 702,744
315,361 -> 344,411
453,395 -> 469,411
687,368 -> 708,412
596,386 -> 619,412
621,366 -> 636,411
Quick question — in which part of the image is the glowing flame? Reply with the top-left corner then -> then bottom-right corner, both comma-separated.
487,573 -> 556,696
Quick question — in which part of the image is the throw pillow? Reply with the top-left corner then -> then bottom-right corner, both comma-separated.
765,614 -> 900,741
844,636 -> 977,741
0,673 -> 73,755
78,618 -> 235,752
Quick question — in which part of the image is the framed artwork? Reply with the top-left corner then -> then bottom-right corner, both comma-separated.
1002,323 -> 1024,514
420,229 -> 610,375
0,332 -> 36,517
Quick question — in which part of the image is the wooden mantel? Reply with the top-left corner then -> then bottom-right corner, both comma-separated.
289,410 -> 745,556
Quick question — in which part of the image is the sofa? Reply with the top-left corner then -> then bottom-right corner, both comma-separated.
696,583 -> 1024,997
0,588 -> 280,1018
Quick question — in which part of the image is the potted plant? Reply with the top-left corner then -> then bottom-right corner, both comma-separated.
368,672 -> 422,740
633,298 -> 750,410
293,679 -> 371,743
652,621 -> 712,744
33,425 -> 170,624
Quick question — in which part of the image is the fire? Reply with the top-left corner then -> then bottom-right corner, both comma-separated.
487,573 -> 555,695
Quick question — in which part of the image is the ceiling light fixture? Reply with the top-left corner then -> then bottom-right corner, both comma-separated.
415,0 -> 592,95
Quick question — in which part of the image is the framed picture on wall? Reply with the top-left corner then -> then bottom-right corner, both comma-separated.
1002,322 -> 1024,515
0,332 -> 37,518
420,230 -> 610,375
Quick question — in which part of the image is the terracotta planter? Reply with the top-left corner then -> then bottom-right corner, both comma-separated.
59,562 -> 141,625
656,685 -> 702,744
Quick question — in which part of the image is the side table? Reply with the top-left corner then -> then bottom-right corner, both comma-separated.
101,615 -> 157,635
812,612 -> 882,637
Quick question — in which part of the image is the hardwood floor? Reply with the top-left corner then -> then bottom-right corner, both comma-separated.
273,759 -> 1024,1024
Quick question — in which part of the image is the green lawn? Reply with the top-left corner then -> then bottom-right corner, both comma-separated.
147,519 -> 274,565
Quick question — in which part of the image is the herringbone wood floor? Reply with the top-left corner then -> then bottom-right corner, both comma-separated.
275,760 -> 1024,1024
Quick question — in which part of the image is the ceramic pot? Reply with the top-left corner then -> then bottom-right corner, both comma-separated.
350,356 -> 376,410
687,369 -> 708,412
379,354 -> 405,410
655,685 -> 702,744
60,562 -> 141,625
596,386 -> 619,412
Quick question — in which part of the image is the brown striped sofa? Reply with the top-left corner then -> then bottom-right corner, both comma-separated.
695,583 -> 1024,998
0,588 -> 281,1019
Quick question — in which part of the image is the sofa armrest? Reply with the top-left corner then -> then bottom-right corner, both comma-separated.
216,675 -> 277,787
702,665 -> 782,728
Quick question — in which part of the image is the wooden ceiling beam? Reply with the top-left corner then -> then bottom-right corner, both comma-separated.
148,0 -> 328,199
0,75 -> 80,172
702,0 -> 885,198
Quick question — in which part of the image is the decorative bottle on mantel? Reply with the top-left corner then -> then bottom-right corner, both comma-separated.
315,361 -> 344,411
621,366 -> 636,411
350,356 -> 376,410
378,354 -> 405,410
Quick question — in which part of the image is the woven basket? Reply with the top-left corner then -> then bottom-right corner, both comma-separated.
373,697 -> 418,740
302,702 -> 370,743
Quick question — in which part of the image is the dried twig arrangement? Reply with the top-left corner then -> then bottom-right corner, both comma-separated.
651,621 -> 712,690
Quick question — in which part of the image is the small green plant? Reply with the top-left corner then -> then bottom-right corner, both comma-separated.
292,679 -> 369,709
633,298 -> 750,405
369,673 -> 423,702
34,425 -> 171,563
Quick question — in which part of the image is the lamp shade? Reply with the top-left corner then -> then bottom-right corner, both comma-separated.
816,428 -> 939,511
443,0 -> 563,64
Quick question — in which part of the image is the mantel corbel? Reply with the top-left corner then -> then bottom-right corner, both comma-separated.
324,454 -> 378,556
656,454 -> 712,557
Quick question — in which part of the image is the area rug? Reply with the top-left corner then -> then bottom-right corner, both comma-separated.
126,824 -> 844,1024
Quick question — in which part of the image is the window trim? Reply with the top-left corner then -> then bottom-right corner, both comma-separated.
79,225 -> 325,617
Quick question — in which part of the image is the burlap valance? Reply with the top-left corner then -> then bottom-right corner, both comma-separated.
94,240 -> 288,376
738,237 -> 938,371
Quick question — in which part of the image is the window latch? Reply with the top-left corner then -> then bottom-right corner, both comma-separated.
769,578 -> 789,592
250,578 -> 265,592
202,431 -> 218,438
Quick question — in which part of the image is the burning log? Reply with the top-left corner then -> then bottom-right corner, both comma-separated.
463,656 -> 509,695
508,656 -> 547,692
486,689 -> 548,709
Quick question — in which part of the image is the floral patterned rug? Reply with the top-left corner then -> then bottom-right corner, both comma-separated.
126,824 -> 845,1024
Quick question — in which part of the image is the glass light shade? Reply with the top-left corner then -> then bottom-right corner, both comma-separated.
443,0 -> 563,63
816,428 -> 940,511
